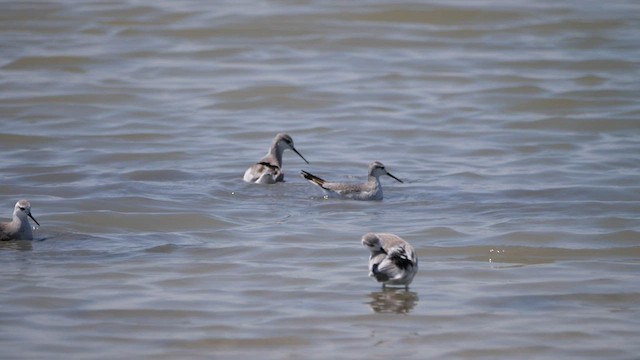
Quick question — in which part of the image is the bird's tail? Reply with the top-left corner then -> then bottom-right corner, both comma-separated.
300,170 -> 327,188
371,263 -> 390,282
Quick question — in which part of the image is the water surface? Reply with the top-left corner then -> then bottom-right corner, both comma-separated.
1,1 -> 639,359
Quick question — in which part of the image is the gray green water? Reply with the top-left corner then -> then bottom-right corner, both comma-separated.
1,1 -> 639,359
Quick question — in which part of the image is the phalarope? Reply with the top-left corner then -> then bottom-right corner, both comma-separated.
362,232 -> 418,290
0,200 -> 40,241
300,161 -> 403,200
243,133 -> 309,184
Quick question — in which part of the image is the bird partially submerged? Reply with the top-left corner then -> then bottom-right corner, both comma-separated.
301,161 -> 402,200
244,133 -> 309,184
1,200 -> 40,241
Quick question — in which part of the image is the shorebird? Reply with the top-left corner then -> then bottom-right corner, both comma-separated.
243,133 -> 309,184
0,200 -> 40,241
300,161 -> 402,200
362,232 -> 418,290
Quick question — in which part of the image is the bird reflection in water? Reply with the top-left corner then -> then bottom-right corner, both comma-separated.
367,288 -> 419,314
0,239 -> 33,251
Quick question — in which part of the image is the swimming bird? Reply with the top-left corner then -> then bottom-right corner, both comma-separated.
0,200 -> 40,241
362,232 -> 418,290
300,161 -> 403,200
243,133 -> 309,184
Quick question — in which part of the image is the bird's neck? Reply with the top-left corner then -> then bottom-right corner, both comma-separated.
368,174 -> 382,185
14,213 -> 31,232
268,144 -> 285,166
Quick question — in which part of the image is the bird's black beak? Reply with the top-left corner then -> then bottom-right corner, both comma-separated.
28,213 -> 40,227
387,172 -> 403,183
292,147 -> 309,164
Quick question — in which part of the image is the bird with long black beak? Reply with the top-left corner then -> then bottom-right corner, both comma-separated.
0,200 -> 40,241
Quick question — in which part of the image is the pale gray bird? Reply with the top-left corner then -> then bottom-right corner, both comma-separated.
0,200 -> 40,241
301,161 -> 403,200
244,133 -> 309,184
362,232 -> 418,289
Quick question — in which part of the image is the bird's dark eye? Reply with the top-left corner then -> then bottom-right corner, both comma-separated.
19,207 -> 26,211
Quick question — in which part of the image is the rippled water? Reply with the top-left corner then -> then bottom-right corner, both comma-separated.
1,0 -> 639,359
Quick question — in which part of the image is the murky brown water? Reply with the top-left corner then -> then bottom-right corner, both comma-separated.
1,1 -> 639,359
